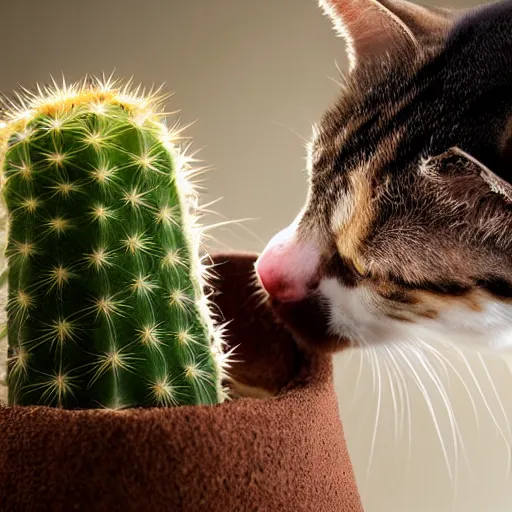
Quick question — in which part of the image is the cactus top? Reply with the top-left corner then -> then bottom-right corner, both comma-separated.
0,77 -> 229,409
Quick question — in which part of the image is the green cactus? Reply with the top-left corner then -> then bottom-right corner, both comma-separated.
0,77 -> 229,409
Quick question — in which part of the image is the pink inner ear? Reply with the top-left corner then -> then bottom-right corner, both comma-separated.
319,0 -> 451,68
320,0 -> 415,67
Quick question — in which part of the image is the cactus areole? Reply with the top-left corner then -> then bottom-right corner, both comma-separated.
0,77 -> 228,409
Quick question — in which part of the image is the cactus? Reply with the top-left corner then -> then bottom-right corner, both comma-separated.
0,77 -> 229,409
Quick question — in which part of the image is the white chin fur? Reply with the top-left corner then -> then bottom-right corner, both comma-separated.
318,277 -> 512,354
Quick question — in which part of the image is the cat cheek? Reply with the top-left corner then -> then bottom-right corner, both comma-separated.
255,223 -> 321,303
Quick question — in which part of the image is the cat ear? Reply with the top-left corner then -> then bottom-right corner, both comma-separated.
319,0 -> 453,70
425,147 -> 512,202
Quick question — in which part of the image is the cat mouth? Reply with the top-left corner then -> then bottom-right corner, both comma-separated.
267,294 -> 352,353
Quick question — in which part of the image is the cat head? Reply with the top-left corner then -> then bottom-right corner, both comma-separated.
255,0 -> 512,353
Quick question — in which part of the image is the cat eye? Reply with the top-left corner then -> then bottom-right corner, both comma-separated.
333,239 -> 367,278
352,257 -> 367,277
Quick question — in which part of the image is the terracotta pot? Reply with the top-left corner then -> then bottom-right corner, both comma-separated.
0,252 -> 363,512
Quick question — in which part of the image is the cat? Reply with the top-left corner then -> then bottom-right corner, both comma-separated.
255,0 -> 512,355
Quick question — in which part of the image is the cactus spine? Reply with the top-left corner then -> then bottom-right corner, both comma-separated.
0,77 -> 228,409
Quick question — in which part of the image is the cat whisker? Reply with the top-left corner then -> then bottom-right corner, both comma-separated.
382,356 -> 400,450
366,347 -> 383,480
384,345 -> 413,473
339,346 -> 356,383
476,353 -> 511,440
253,287 -> 270,310
407,341 -> 469,494
448,345 -> 512,477
246,270 -> 270,311
422,342 -> 481,431
269,120 -> 309,145
349,348 -> 365,408
334,58 -> 347,82
327,75 -> 344,88
393,344 -> 454,481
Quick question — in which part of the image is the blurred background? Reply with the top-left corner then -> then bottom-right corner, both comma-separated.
2,0 -> 511,510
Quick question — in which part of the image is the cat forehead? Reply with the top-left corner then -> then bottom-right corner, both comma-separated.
309,63 -> 427,176
310,6 -> 509,163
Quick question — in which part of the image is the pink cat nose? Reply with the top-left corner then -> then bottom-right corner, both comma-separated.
255,224 -> 320,303
256,247 -> 307,302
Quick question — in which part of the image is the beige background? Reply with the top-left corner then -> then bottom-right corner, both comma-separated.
1,0 -> 512,510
